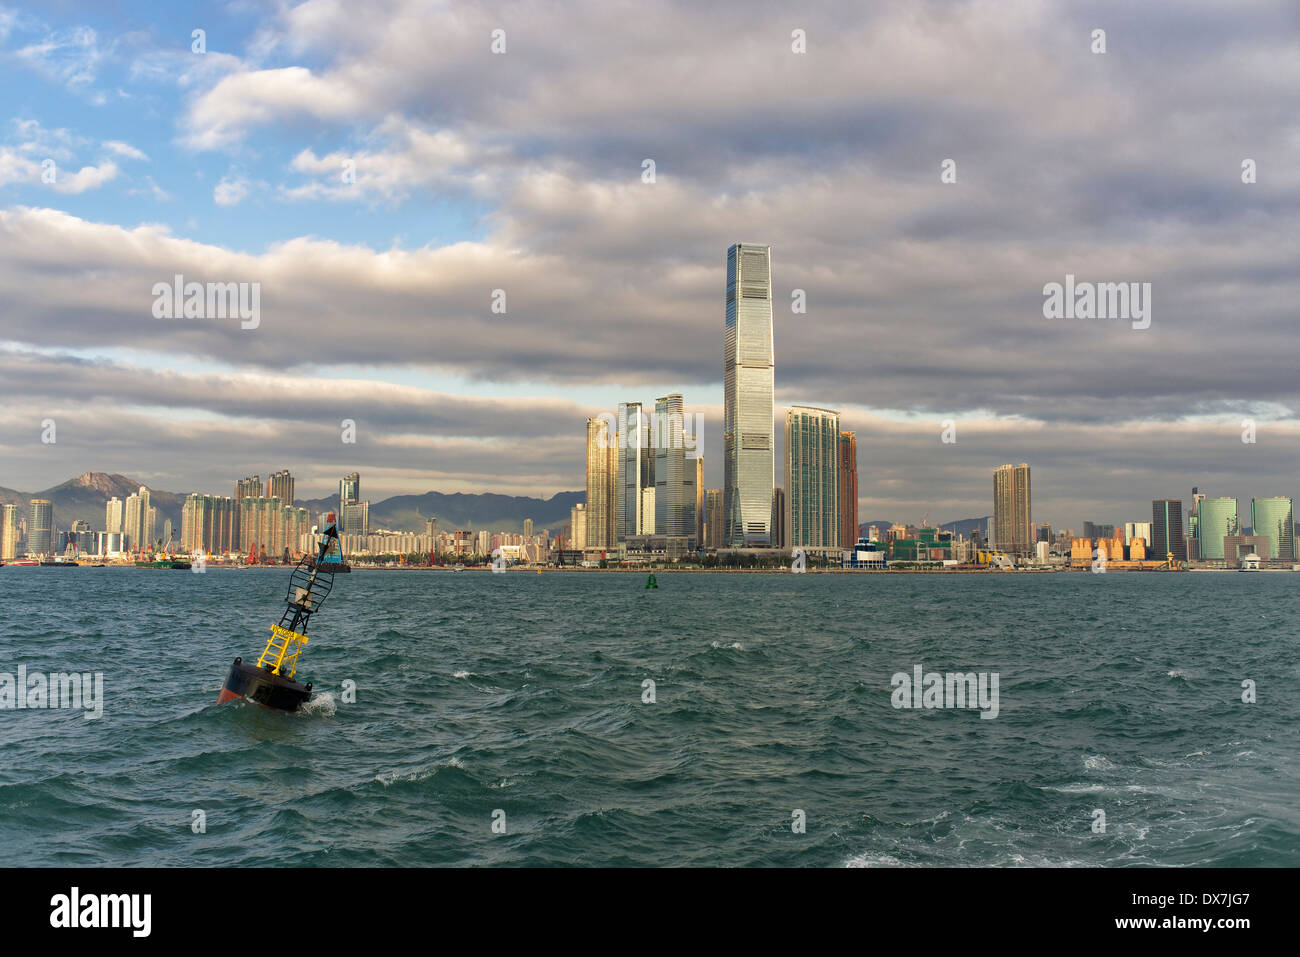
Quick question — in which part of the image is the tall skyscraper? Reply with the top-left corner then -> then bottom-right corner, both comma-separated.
233,475 -> 260,547
653,394 -> 696,544
1251,496 -> 1295,562
705,489 -> 724,548
1197,497 -> 1239,560
770,487 -> 786,549
838,431 -> 858,547
616,402 -> 650,540
570,504 -> 587,551
339,472 -> 360,517
723,242 -> 775,547
523,518 -> 534,539
1187,487 -> 1206,560
1151,499 -> 1186,561
105,497 -> 123,535
182,494 -> 238,555
585,417 -> 617,550
27,499 -> 53,557
785,407 -> 841,549
695,457 -> 705,546
122,486 -> 151,551
993,464 -> 1032,556
0,503 -> 18,560
267,470 -> 295,504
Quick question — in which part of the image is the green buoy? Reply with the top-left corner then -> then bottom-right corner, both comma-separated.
646,573 -> 658,589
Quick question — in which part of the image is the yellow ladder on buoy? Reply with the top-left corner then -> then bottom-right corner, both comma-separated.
256,623 -> 309,678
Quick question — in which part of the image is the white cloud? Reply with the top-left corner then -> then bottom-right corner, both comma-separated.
213,175 -> 250,206
102,140 -> 149,161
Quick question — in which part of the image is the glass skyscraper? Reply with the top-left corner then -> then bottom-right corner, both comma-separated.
653,394 -> 696,544
585,417 -> 616,550
27,498 -> 53,557
1196,497 -> 1239,560
1151,499 -> 1186,561
616,401 -> 651,540
1251,496 -> 1294,562
785,407 -> 841,549
723,243 -> 775,547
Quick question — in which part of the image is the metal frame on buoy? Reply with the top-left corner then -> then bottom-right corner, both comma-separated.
217,515 -> 350,711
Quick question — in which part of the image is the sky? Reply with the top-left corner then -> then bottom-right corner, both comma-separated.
1,0 -> 1298,532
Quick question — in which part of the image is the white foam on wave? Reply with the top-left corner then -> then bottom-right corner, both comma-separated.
1083,754 -> 1117,771
453,670 -> 472,679
374,756 -> 464,787
710,640 -> 743,650
301,691 -> 337,717
844,853 -> 907,867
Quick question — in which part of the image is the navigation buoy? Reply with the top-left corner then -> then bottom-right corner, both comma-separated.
217,514 -> 350,712
646,573 -> 658,589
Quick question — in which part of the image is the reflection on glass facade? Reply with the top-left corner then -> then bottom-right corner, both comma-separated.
1151,499 -> 1186,561
785,407 -> 841,548
616,401 -> 652,540
653,394 -> 696,542
723,243 -> 774,546
1196,497 -> 1239,560
1251,496 -> 1295,561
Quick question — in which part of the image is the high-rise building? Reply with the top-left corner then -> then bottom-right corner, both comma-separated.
1037,522 -> 1052,543
1187,487 -> 1207,560
339,471 -> 360,518
705,489 -> 724,548
0,503 -> 19,560
585,417 -> 617,550
182,494 -> 238,555
267,470 -> 295,505
785,407 -> 840,549
343,500 -> 370,539
1082,521 -> 1114,541
122,486 -> 151,551
770,487 -> 786,549
1151,499 -> 1186,561
1251,497 -> 1295,562
616,402 -> 650,540
653,394 -> 696,545
1124,521 -> 1152,546
27,499 -> 53,557
695,457 -> 705,546
993,464 -> 1032,556
105,497 -> 123,535
723,242 -> 775,547
233,476 -> 260,547
838,431 -> 858,548
1196,497 -> 1239,560
523,518 -> 534,539
570,504 -> 587,551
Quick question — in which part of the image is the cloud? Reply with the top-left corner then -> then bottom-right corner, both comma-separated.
4,0 -> 1300,526
102,140 -> 148,161
213,175 -> 250,206
14,24 -> 106,93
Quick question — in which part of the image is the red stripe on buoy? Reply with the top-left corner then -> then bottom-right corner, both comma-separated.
216,687 -> 242,704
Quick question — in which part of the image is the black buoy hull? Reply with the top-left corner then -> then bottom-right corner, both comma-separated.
217,658 -> 311,712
